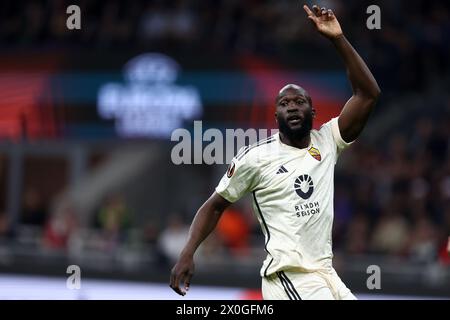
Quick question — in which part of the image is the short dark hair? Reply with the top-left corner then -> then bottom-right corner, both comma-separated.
276,84 -> 313,106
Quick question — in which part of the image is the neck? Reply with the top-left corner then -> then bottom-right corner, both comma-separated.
279,131 -> 311,149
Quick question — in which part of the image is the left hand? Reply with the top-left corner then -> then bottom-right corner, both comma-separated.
303,4 -> 343,39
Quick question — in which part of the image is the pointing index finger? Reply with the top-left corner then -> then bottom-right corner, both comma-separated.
303,4 -> 314,17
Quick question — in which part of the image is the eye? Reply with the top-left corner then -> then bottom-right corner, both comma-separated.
297,99 -> 305,104
280,101 -> 288,106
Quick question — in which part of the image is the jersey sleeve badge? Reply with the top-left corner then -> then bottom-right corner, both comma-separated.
227,160 -> 236,178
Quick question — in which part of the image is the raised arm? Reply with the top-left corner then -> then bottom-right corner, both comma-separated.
303,4 -> 381,142
169,192 -> 231,296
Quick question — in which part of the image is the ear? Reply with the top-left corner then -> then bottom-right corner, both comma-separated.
274,111 -> 278,123
311,107 -> 316,119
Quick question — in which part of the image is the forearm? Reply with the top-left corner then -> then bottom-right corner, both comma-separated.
331,35 -> 380,99
180,198 -> 226,257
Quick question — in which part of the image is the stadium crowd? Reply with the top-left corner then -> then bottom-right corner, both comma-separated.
1,0 -> 449,95
333,112 -> 450,266
0,109 -> 448,268
0,0 -> 449,270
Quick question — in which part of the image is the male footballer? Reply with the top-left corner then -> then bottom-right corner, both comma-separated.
170,4 -> 380,300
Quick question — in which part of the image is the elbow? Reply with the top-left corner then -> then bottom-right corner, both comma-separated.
358,85 -> 381,103
372,84 -> 381,100
369,81 -> 381,101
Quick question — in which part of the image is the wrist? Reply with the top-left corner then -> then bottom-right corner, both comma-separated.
330,33 -> 345,41
180,248 -> 195,259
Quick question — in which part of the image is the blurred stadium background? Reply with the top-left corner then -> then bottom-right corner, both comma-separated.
0,0 -> 449,299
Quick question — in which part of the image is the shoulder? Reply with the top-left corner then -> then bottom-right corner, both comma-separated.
234,134 -> 278,164
317,117 -> 336,134
313,117 -> 340,140
314,117 -> 354,155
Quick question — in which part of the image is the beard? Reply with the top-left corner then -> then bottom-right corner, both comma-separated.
277,112 -> 313,140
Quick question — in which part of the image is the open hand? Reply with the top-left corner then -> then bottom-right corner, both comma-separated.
303,4 -> 343,39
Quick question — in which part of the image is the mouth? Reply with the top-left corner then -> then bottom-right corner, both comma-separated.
287,115 -> 303,125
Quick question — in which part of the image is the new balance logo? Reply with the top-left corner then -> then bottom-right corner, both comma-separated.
276,165 -> 288,174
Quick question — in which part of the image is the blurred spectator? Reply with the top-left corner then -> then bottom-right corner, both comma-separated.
94,192 -> 132,249
21,188 -> 47,226
0,211 -> 13,240
43,203 -> 79,250
344,213 -> 370,255
143,220 -> 160,249
370,208 -> 410,255
437,207 -> 450,266
406,212 -> 439,263
142,219 -> 169,267
333,186 -> 354,248
216,207 -> 250,256
139,1 -> 171,41
158,214 -> 190,264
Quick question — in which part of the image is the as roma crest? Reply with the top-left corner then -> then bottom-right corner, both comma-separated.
308,146 -> 321,161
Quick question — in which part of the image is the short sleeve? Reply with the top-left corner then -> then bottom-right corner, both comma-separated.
319,117 -> 354,159
215,148 -> 259,203
330,117 -> 354,152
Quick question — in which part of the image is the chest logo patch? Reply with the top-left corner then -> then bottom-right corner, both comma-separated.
308,146 -> 321,161
294,174 -> 314,199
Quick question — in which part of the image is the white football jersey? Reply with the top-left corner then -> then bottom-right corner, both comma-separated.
216,117 -> 352,277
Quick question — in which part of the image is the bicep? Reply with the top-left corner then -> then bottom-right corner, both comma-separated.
207,192 -> 232,213
338,94 -> 377,143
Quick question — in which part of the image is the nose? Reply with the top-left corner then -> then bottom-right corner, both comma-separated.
287,102 -> 299,112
